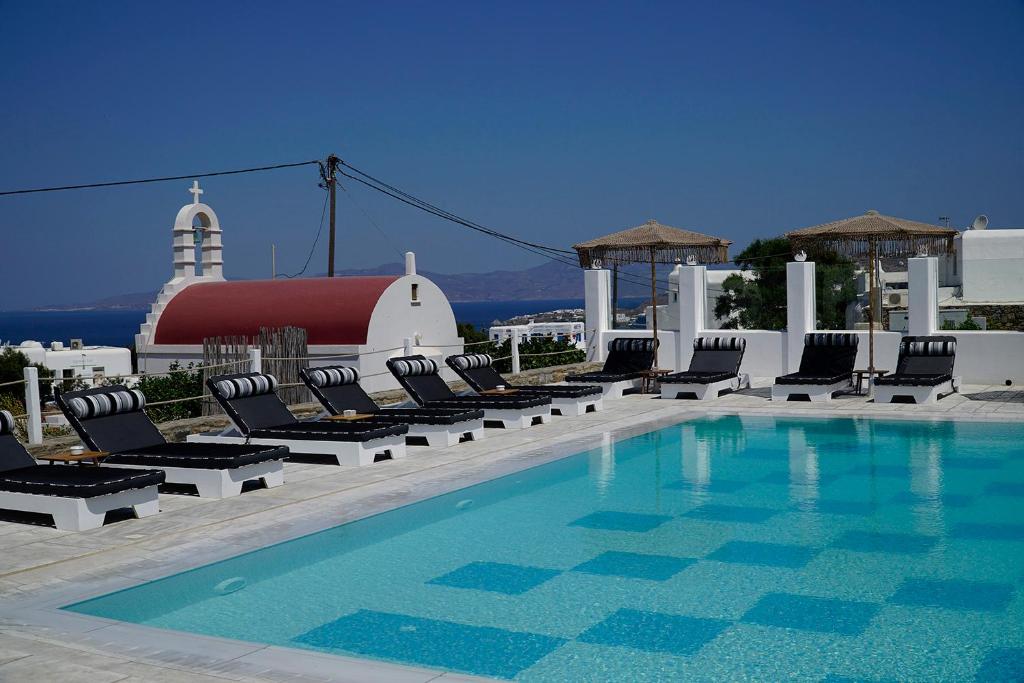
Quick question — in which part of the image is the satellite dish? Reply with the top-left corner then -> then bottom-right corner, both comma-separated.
971,215 -> 989,230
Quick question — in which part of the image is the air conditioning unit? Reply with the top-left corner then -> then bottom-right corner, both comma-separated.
70,339 -> 83,350
886,292 -> 908,307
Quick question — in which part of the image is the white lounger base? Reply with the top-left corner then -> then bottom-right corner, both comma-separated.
567,378 -> 642,401
407,420 -> 486,448
549,395 -> 602,417
482,406 -> 551,430
771,379 -> 852,403
661,375 -> 749,401
188,432 -> 406,467
111,459 -> 285,499
0,485 -> 159,531
873,377 -> 959,405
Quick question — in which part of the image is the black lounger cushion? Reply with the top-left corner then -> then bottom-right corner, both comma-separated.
390,355 -> 550,408
57,385 -> 168,453
249,422 -> 407,442
774,371 -> 854,385
565,337 -> 655,383
875,373 -> 953,387
0,411 -> 36,473
105,443 -> 288,469
0,466 -> 165,498
354,408 -> 485,426
422,395 -> 551,410
661,371 -> 737,384
446,354 -> 602,398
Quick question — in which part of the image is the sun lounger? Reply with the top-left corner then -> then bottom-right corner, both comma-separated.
57,385 -> 287,498
445,353 -> 602,417
564,338 -> 655,399
387,355 -> 551,429
660,337 -> 749,400
0,410 -> 163,530
192,372 -> 407,466
300,365 -> 485,448
771,333 -> 859,402
873,335 -> 960,404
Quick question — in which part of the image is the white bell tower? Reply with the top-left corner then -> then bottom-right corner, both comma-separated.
172,180 -> 224,282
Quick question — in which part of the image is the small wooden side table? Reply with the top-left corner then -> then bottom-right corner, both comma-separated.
41,450 -> 110,466
324,414 -> 375,422
642,369 -> 672,394
479,388 -> 520,396
853,369 -> 889,395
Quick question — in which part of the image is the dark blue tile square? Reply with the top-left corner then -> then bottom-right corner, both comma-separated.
708,540 -> 817,568
888,578 -> 1014,612
572,551 -> 694,581
849,464 -> 912,479
665,479 -> 750,493
742,593 -> 879,635
294,609 -> 565,679
832,531 -> 938,555
577,608 -> 729,656
813,499 -> 876,516
569,510 -> 673,532
986,482 -> 1024,497
428,561 -> 560,595
890,491 -> 975,508
760,471 -> 840,486
683,504 -> 780,523
975,647 -> 1024,682
942,457 -> 1003,471
951,523 -> 1024,541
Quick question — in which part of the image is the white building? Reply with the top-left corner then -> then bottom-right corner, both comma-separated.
7,340 -> 132,385
489,321 -> 586,349
135,183 -> 465,391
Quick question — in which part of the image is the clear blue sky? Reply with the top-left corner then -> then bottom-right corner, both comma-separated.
1,0 -> 1022,309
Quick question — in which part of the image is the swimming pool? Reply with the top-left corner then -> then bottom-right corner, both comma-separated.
66,415 -> 1024,681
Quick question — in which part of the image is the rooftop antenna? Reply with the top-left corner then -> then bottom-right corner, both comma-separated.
939,215 -> 950,228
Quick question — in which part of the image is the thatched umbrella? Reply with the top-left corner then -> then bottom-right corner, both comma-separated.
573,219 -> 731,367
786,210 -> 956,386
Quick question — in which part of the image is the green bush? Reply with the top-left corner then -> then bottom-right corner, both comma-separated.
457,322 -> 491,345
0,348 -> 52,400
941,318 -> 983,331
103,362 -> 204,423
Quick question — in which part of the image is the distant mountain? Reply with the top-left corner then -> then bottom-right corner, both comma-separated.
32,260 -> 659,310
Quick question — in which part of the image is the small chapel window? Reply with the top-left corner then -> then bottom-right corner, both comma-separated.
411,283 -> 419,303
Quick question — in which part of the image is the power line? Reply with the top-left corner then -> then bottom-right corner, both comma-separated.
276,190 -> 330,279
0,160 -> 320,196
338,182 -> 406,260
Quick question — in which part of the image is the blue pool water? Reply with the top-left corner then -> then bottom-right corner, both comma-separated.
66,416 -> 1024,681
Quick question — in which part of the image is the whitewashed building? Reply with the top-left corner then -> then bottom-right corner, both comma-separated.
489,321 -> 586,349
6,340 -> 132,386
135,184 -> 464,391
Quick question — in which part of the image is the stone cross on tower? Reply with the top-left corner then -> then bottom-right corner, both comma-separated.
172,183 -> 224,281
189,180 -> 204,205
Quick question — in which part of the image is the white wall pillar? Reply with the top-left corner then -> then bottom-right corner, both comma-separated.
511,334 -> 521,374
248,348 -> 262,374
584,268 -> 612,362
908,256 -> 939,336
23,366 -> 42,445
786,261 -> 816,373
675,264 -> 707,370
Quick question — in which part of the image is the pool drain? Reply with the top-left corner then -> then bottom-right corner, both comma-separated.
213,577 -> 247,595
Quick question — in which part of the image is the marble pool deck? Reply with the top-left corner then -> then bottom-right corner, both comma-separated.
1,380 -> 1022,682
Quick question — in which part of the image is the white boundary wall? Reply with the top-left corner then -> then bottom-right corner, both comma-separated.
584,256 -> 1023,385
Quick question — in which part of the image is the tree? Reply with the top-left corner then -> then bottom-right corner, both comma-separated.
456,322 -> 490,345
0,348 -> 52,400
714,237 -> 857,331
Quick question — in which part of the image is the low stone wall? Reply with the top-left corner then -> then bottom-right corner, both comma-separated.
959,304 -> 1024,331
27,361 -> 602,457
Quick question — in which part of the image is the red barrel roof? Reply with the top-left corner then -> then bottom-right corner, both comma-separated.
153,276 -> 399,346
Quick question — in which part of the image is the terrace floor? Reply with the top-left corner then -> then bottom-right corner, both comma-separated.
1,380 -> 1022,682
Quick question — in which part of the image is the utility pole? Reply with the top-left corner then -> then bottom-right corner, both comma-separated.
326,154 -> 339,277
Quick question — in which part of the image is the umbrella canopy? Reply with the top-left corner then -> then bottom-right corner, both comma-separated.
786,210 -> 956,258
785,210 -> 957,393
573,219 -> 731,268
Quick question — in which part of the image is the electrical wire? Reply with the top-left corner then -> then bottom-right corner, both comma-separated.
276,190 -> 330,279
0,160 -> 320,196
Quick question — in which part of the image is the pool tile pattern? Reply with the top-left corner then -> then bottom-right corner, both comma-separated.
683,504 -> 780,523
741,593 -> 880,635
428,561 -> 561,595
888,578 -> 1015,612
572,551 -> 694,581
708,541 -> 817,568
295,609 -> 565,679
832,531 -> 938,555
665,478 -> 750,493
577,608 -> 730,655
569,510 -> 672,532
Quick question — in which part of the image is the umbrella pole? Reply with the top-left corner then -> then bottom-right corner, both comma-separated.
612,264 -> 619,330
650,250 -> 658,369
868,240 -> 877,396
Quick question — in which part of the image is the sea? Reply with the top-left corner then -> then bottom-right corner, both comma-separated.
0,298 -> 649,348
